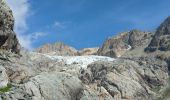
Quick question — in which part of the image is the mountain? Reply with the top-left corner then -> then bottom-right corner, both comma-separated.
98,30 -> 153,57
145,16 -> 170,52
0,1 -> 170,100
36,42 -> 77,56
36,42 -> 99,56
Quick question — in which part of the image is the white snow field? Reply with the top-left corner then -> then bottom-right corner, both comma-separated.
29,52 -> 115,68
43,55 -> 115,68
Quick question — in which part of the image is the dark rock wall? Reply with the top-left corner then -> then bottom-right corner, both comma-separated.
0,0 -> 20,53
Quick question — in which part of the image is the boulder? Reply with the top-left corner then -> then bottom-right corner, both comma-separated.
24,72 -> 83,100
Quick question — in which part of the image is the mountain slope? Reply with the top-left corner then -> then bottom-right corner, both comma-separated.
0,1 -> 170,100
98,30 -> 153,57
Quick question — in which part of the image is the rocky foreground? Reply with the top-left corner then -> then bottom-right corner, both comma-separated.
0,0 -> 170,100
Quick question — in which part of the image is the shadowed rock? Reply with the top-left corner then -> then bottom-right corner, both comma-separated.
0,0 -> 20,54
145,16 -> 170,52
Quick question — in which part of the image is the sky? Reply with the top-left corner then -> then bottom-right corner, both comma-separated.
6,0 -> 170,50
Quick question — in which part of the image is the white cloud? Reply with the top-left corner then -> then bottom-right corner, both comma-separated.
18,32 -> 48,50
17,35 -> 32,50
6,0 -> 47,50
32,32 -> 47,40
6,0 -> 29,33
53,21 -> 66,29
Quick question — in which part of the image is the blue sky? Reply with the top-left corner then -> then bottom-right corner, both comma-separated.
6,0 -> 170,50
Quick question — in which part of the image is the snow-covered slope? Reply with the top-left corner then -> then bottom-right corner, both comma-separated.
43,54 -> 115,68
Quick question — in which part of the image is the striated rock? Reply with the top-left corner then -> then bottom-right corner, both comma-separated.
77,47 -> 99,56
98,30 -> 152,57
36,42 -> 77,56
24,72 -> 83,100
0,66 -> 8,88
79,58 -> 169,100
145,16 -> 170,52
77,84 -> 113,100
0,0 -> 20,54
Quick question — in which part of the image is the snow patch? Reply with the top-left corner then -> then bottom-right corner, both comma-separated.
127,45 -> 132,50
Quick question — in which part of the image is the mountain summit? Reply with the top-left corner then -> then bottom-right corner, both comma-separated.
145,16 -> 170,52
36,42 -> 77,56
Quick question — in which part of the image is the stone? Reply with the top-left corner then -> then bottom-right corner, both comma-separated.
0,66 -> 8,88
24,72 -> 83,100
0,0 -> 20,54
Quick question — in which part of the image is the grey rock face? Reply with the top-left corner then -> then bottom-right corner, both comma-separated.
0,0 -> 20,53
79,58 -> 169,100
145,16 -> 170,52
98,30 -> 152,57
23,72 -> 83,100
0,66 -> 8,88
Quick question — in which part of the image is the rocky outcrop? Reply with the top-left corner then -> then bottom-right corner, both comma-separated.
77,48 -> 99,56
24,72 -> 83,100
98,30 -> 152,57
79,57 -> 169,100
145,16 -> 170,52
36,42 -> 77,56
0,0 -> 20,54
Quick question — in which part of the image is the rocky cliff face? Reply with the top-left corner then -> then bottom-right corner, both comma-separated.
145,16 -> 170,52
0,0 -> 20,53
98,30 -> 152,57
36,42 -> 77,56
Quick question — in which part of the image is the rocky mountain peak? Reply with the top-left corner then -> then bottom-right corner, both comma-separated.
155,16 -> 170,37
36,42 -> 77,56
98,29 -> 152,57
36,42 -> 99,56
0,0 -> 20,54
145,16 -> 170,52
